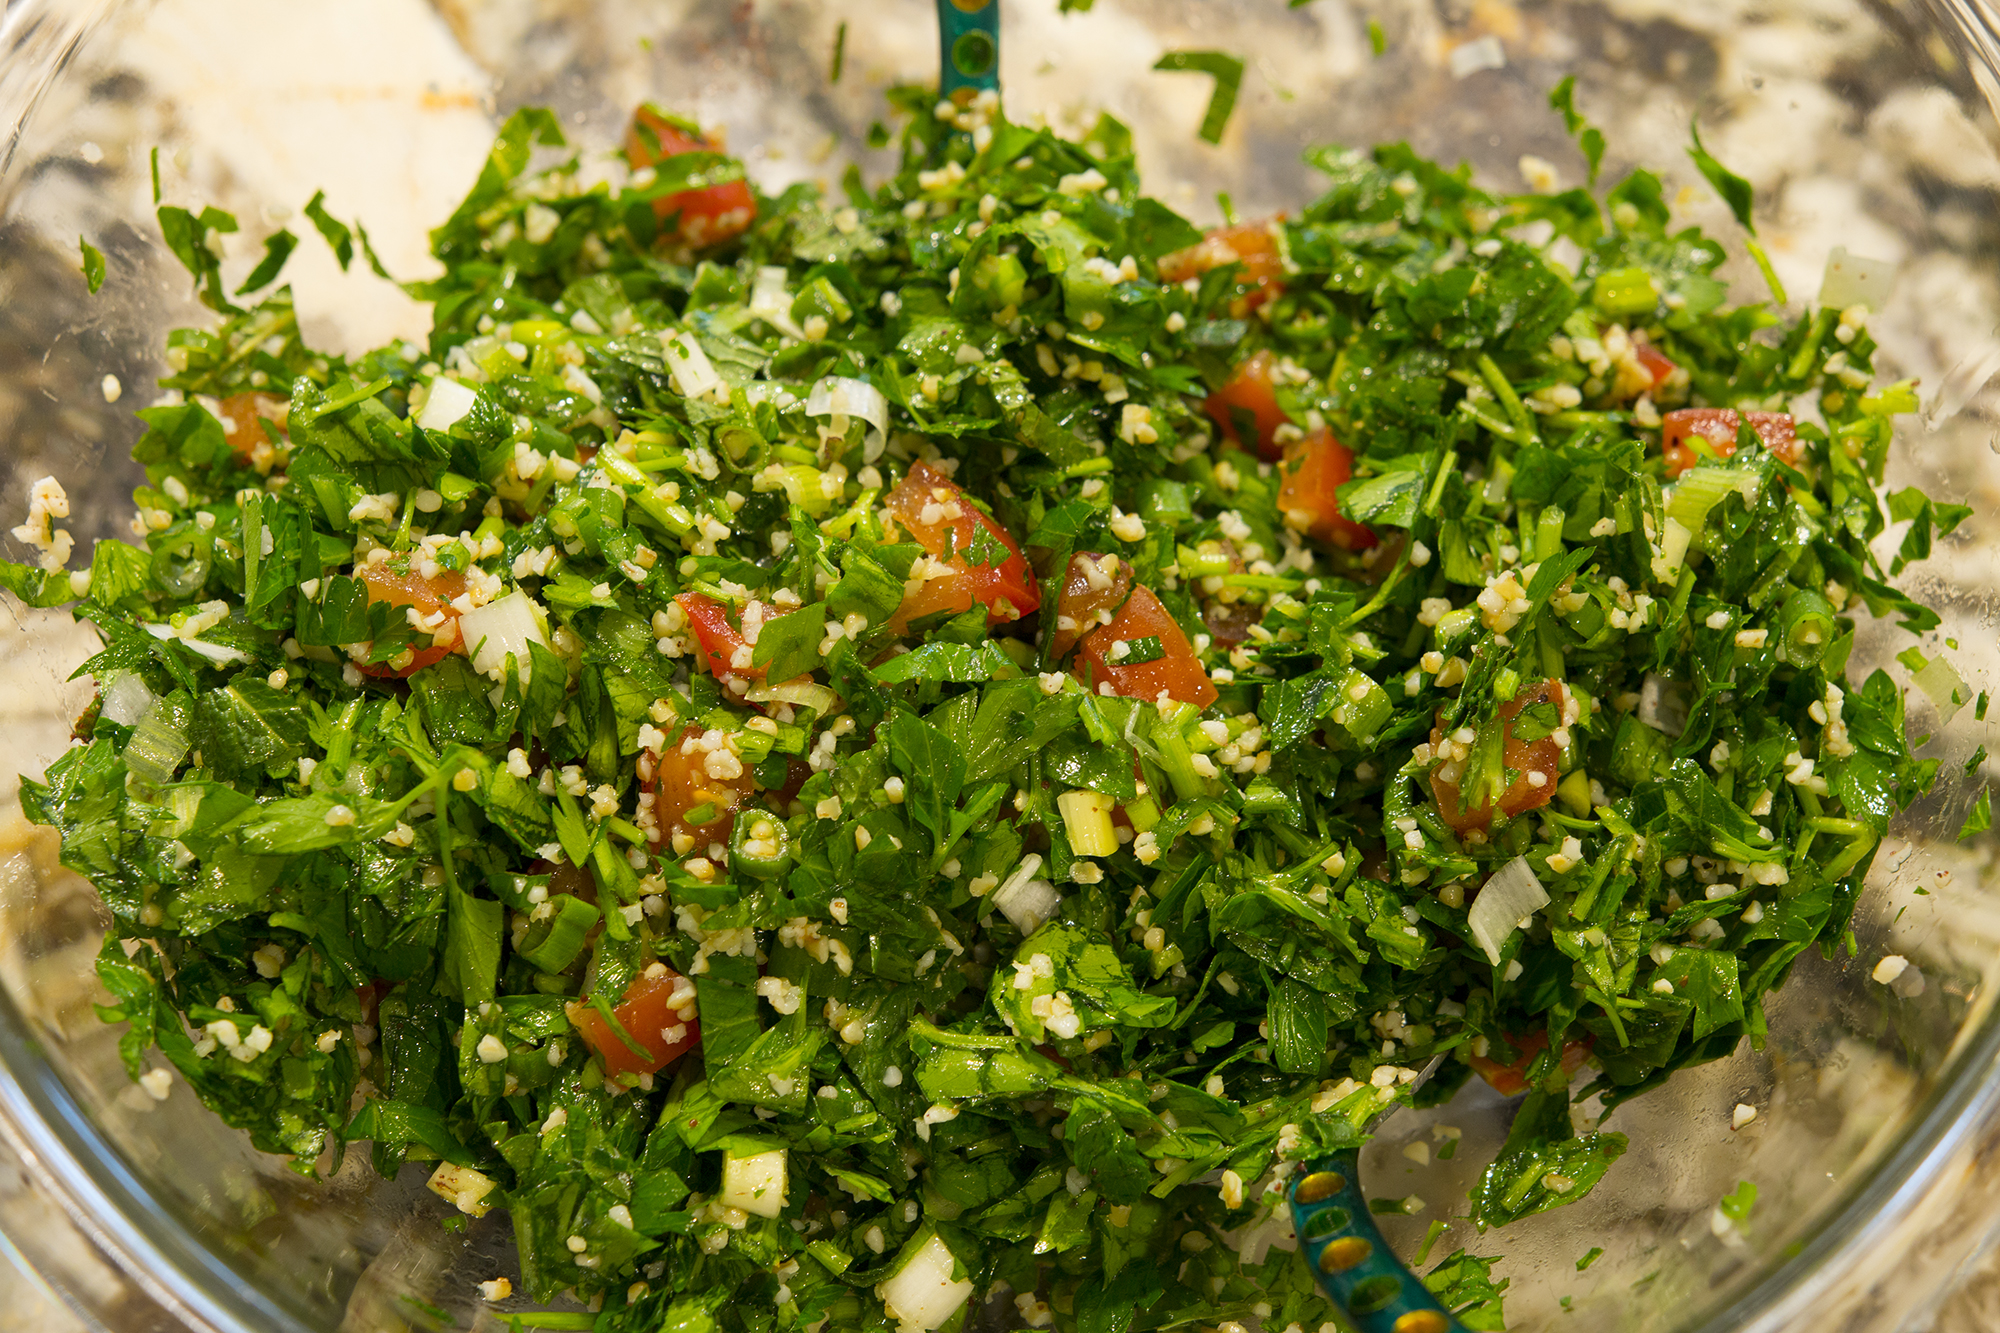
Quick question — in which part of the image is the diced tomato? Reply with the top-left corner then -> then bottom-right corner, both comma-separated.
677,592 -> 800,684
1048,552 -> 1135,662
1158,218 -> 1286,316
1659,408 -> 1799,479
1276,428 -> 1377,551
355,557 -> 467,678
1074,585 -> 1218,709
881,461 -> 1040,631
1430,679 -> 1567,833
216,392 -> 286,462
1632,342 -> 1676,392
1466,1030 -> 1591,1097
624,105 -> 757,250
643,724 -> 759,849
568,965 -> 701,1079
1203,350 -> 1292,462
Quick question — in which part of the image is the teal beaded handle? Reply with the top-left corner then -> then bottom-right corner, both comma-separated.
1289,1148 -> 1467,1333
936,0 -> 1000,96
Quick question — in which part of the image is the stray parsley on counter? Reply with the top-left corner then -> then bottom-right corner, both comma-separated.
9,82 -> 1957,1333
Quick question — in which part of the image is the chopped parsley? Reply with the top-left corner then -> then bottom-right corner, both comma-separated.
1,76 -> 1956,1333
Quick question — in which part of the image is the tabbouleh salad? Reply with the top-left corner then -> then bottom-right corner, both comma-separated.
3,73 -> 1964,1333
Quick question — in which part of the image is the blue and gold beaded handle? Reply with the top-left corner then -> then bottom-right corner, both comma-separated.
1289,1148 -> 1467,1333
937,0 -> 1000,97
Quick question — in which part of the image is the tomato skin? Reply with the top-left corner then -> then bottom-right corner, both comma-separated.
624,106 -> 757,249
1159,219 -> 1286,316
1277,428 -> 1377,551
881,461 -> 1040,630
354,559 -> 469,678
1048,553 -> 1135,663
1430,680 -> 1566,833
1660,408 -> 1799,479
1632,342 -> 1677,391
568,966 -> 701,1079
1466,1030 -> 1590,1097
644,724 -> 759,848
677,592 -> 767,683
1203,350 -> 1292,461
1075,585 -> 1218,709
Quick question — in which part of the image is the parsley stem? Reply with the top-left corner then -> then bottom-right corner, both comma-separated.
1475,352 -> 1537,444
1457,397 -> 1522,442
1785,307 -> 1836,381
1340,539 -> 1414,631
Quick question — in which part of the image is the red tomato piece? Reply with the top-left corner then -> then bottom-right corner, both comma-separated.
1048,552 -> 1135,663
1074,585 -> 1218,709
1430,680 -> 1566,834
1277,427 -> 1377,551
677,591 -> 795,684
216,392 -> 286,463
355,558 -> 468,678
1632,341 -> 1676,392
643,724 -> 759,849
1203,350 -> 1292,462
568,965 -> 701,1079
1659,408 -> 1799,480
881,461 -> 1040,631
624,105 -> 757,250
1466,1030 -> 1591,1097
1158,218 -> 1287,316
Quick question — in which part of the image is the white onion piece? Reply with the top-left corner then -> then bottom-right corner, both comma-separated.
661,329 -> 722,399
990,854 -> 1061,933
99,671 -> 157,726
417,377 -> 479,433
458,590 -> 547,684
745,678 -> 839,716
878,1234 -> 973,1333
719,1146 -> 788,1219
1637,673 -> 1688,736
749,266 -> 805,338
140,622 -> 247,664
1914,654 -> 1968,725
991,854 -> 1043,903
1818,247 -> 1894,313
806,376 -> 889,448
1468,855 -> 1550,966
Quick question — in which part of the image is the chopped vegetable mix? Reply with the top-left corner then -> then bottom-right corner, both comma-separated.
7,76 -> 1960,1333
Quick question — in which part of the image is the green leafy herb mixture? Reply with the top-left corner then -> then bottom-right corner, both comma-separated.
6,80 -> 1958,1333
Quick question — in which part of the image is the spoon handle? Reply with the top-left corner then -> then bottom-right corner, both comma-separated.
1289,1148 -> 1468,1333
936,0 -> 1000,97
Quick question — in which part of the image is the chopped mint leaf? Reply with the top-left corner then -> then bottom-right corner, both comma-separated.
1687,119 -> 1756,234
1959,788 -> 1991,841
303,190 -> 355,271
236,228 -> 298,295
79,237 -> 106,293
1152,50 -> 1246,145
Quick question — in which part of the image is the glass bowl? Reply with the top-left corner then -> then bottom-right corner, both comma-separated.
4,0 -> 2000,1329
